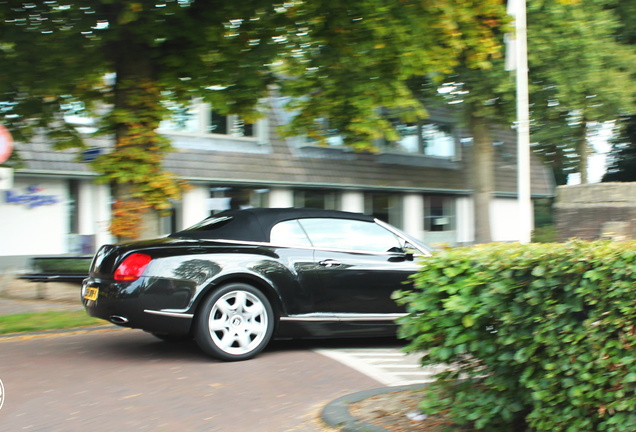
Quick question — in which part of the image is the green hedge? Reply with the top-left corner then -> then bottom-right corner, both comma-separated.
32,257 -> 92,274
394,241 -> 636,431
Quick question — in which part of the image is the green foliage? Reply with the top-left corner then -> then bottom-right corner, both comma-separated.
395,241 -> 636,431
603,115 -> 636,182
32,257 -> 91,274
527,0 -> 636,184
0,1 -> 106,146
1,1 -> 284,238
277,0 -> 507,148
531,225 -> 556,243
1,0 -> 508,238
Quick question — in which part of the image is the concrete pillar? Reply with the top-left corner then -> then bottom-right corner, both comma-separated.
340,190 -> 364,213
402,193 -> 424,239
94,183 -> 114,249
75,180 -> 112,253
268,188 -> 294,208
455,196 -> 474,245
181,185 -> 210,229
78,180 -> 94,235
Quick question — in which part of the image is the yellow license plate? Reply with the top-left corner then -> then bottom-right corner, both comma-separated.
84,287 -> 99,301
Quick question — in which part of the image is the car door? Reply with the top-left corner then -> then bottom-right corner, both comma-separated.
269,219 -> 334,315
298,218 -> 421,318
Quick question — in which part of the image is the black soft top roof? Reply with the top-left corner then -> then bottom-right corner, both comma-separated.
170,208 -> 375,242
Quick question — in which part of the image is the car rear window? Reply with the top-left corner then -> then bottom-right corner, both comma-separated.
180,216 -> 234,231
170,212 -> 268,242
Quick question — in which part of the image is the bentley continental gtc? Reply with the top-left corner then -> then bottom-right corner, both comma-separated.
82,208 -> 431,361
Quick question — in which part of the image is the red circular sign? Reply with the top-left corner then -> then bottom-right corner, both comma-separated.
0,125 -> 13,164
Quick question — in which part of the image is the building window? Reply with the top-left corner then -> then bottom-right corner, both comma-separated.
209,110 -> 254,137
159,101 -> 199,133
364,192 -> 403,228
209,110 -> 228,135
390,121 -> 456,158
293,189 -> 340,210
68,179 -> 79,235
159,101 -> 257,138
424,196 -> 455,232
208,186 -> 269,215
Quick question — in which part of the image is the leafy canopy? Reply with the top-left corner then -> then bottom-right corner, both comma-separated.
0,0 -> 506,236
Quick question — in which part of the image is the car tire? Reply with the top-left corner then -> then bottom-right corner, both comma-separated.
194,283 -> 275,361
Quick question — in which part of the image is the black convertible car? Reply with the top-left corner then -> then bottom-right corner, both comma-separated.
82,208 -> 431,361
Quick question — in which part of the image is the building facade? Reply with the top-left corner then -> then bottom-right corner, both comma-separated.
0,99 -> 554,260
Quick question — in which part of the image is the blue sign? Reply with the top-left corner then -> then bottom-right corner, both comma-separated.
82,148 -> 102,162
4,186 -> 59,208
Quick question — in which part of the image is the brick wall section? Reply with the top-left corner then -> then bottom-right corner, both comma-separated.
555,183 -> 636,241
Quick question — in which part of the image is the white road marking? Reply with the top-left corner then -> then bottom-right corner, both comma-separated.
315,347 -> 449,387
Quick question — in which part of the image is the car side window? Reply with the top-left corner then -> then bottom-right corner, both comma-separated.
270,220 -> 313,248
298,218 -> 403,253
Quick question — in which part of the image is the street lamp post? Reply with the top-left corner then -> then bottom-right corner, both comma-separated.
507,0 -> 532,244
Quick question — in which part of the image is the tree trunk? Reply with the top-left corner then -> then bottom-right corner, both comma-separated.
469,113 -> 494,244
110,32 -> 163,241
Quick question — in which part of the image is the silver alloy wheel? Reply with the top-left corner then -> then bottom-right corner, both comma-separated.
208,289 -> 269,356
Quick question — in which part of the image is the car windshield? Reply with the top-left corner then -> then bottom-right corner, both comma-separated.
374,219 -> 432,256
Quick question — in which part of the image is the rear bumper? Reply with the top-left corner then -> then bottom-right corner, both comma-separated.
82,277 -> 194,336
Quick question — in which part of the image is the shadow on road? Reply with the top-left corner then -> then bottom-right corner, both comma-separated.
267,335 -> 406,353
75,329 -> 407,363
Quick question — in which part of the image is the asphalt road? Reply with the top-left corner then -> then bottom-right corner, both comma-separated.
0,328 -> 388,432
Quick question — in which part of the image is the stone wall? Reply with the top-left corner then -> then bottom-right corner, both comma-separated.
554,183 -> 636,241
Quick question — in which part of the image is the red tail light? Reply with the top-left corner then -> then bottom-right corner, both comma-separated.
114,253 -> 152,281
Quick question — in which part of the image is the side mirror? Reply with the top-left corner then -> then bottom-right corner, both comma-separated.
388,244 -> 415,262
403,243 -> 417,261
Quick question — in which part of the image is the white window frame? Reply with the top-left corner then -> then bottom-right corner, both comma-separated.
391,120 -> 457,158
159,100 -> 267,144
424,195 -> 456,232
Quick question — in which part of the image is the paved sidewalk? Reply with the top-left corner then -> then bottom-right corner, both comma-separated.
0,278 -> 83,316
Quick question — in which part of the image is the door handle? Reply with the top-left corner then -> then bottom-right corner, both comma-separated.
319,259 -> 341,268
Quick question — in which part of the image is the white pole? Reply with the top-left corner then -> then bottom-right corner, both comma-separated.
512,0 -> 532,244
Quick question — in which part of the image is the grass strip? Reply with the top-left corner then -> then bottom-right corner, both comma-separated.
0,310 -> 103,335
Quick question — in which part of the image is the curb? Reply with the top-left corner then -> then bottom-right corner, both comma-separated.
0,324 -> 123,340
322,383 -> 429,432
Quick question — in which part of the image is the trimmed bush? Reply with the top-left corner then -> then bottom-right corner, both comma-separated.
31,256 -> 92,274
394,241 -> 636,431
